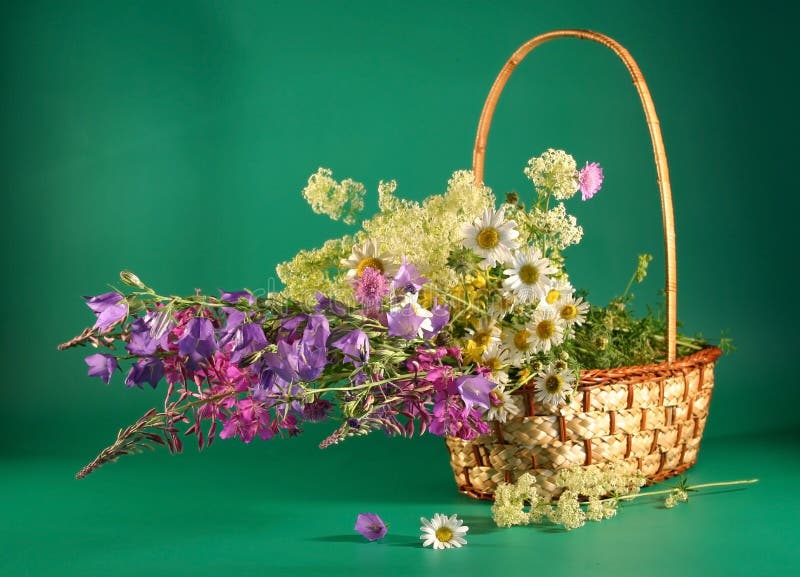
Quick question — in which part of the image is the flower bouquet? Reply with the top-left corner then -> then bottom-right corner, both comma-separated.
61,30 -> 723,503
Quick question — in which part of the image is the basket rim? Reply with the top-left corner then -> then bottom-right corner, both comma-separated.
574,346 -> 722,390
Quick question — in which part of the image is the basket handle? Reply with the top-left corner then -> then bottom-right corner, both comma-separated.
472,30 -> 677,363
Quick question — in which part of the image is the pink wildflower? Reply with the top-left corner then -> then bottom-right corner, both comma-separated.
353,267 -> 389,309
578,161 -> 604,201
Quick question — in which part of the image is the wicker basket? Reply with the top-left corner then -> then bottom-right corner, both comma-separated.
446,30 -> 723,501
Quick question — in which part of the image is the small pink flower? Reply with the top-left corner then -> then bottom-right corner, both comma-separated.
579,162 -> 604,201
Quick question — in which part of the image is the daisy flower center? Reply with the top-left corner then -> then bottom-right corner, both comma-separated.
476,227 -> 500,249
484,356 -> 501,372
518,264 -> 540,285
435,527 -> 454,542
560,304 -> 578,320
513,329 -> 531,350
545,374 -> 563,394
356,258 -> 385,276
536,319 -> 555,339
546,289 -> 561,305
472,330 -> 492,347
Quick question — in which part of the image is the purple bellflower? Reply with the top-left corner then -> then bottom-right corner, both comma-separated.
124,357 -> 164,388
177,317 -> 217,362
331,329 -> 370,366
230,323 -> 268,364
219,290 -> 256,305
355,513 -> 388,541
456,374 -> 495,410
126,312 -> 169,356
392,256 -> 428,294
84,292 -> 128,332
85,353 -> 118,385
387,303 -> 426,339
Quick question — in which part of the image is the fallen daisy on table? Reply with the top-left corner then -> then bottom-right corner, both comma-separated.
420,513 -> 469,549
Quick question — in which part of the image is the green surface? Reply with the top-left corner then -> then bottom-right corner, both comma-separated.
1,434 -> 797,576
2,1 -> 798,575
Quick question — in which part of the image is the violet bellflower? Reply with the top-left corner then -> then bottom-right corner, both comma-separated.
124,357 -> 164,389
387,302 -> 426,339
126,312 -> 169,356
314,291 -> 348,316
177,317 -> 217,362
422,302 -> 450,340
85,353 -> 118,385
219,289 -> 256,305
331,329 -> 370,366
218,309 -> 246,349
355,513 -> 388,541
392,256 -> 428,294
84,292 -> 128,332
296,314 -> 330,381
456,374 -> 495,410
230,323 -> 268,364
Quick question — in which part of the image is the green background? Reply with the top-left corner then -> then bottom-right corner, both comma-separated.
2,1 -> 797,575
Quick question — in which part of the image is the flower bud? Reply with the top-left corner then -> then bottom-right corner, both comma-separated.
120,271 -> 146,289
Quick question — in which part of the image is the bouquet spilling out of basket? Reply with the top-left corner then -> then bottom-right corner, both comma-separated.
61,30 -> 727,507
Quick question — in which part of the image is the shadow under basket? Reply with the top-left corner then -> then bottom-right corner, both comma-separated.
446,347 -> 722,501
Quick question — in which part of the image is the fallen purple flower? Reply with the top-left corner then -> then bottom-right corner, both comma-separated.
355,513 -> 388,541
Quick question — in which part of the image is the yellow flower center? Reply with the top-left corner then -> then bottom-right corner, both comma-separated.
513,329 -> 531,351
536,320 -> 555,340
472,330 -> 492,347
519,264 -> 539,285
356,257 -> 384,276
545,374 -> 563,394
435,527 -> 453,542
560,304 -> 578,320
484,356 -> 501,372
546,289 -> 561,305
476,227 -> 500,249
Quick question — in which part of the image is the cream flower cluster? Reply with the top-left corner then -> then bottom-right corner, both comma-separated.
302,168 -> 366,225
524,148 -> 580,200
492,466 -> 647,530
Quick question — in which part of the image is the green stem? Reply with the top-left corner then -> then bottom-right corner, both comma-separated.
599,478 -> 758,503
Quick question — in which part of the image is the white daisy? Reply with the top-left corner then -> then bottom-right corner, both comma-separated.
543,279 -> 575,307
534,364 -> 576,409
462,206 -> 519,269
481,341 -> 511,375
556,295 -> 589,327
420,513 -> 469,550
529,307 -> 566,353
341,239 -> 399,278
502,325 -> 535,366
486,385 -> 522,422
503,247 -> 557,304
465,316 -> 502,349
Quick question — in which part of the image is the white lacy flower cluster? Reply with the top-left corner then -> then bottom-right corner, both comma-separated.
302,168 -> 366,225
523,148 -> 580,200
492,466 -> 647,531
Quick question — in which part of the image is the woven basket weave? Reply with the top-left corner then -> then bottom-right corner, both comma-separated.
446,30 -> 723,501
